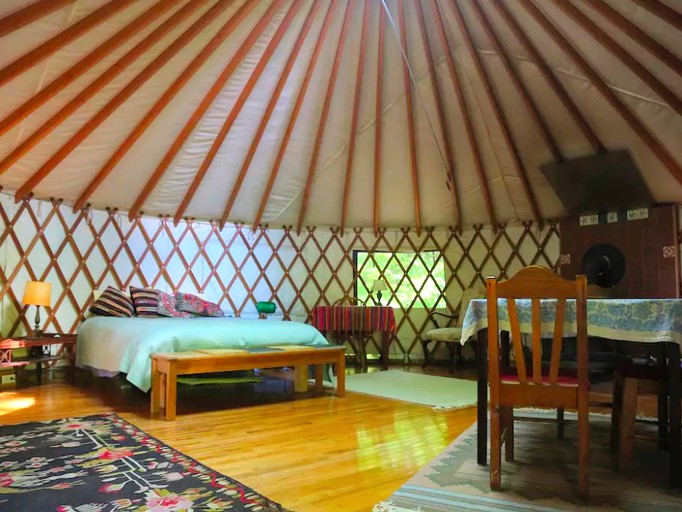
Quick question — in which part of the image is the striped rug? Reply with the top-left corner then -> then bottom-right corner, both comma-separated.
375,412 -> 682,511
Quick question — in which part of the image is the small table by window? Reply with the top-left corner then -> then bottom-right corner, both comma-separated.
0,333 -> 77,385
311,305 -> 396,370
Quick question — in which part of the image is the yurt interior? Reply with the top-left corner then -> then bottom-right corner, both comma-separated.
0,0 -> 681,511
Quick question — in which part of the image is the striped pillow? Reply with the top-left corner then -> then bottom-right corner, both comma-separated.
129,287 -> 160,317
89,286 -> 134,317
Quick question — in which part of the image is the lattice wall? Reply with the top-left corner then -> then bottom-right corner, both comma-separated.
0,193 -> 560,361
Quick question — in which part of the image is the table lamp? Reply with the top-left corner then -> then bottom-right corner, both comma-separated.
371,280 -> 388,305
256,301 -> 276,319
23,281 -> 51,336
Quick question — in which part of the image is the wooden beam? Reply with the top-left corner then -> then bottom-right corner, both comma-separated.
552,0 -> 682,117
0,0 -> 75,39
430,0 -> 496,228
252,0 -> 338,229
218,1 -> 321,228
490,0 -> 604,153
75,0 -> 258,213
0,0 -> 178,139
0,0 -> 136,89
340,0 -> 371,235
630,0 -> 682,32
14,0 -> 233,202
449,0 -> 542,225
520,0 -> 682,187
396,0 -> 421,236
161,0 -> 302,225
296,0 -> 354,235
414,2 -> 458,230
0,0 -> 203,177
583,0 -> 681,77
470,0 -> 562,161
373,6 -> 385,236
121,0 -> 282,219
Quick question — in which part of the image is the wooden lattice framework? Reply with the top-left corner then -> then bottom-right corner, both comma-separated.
0,194 -> 561,362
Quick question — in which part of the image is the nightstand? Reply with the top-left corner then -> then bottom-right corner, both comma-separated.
0,333 -> 77,385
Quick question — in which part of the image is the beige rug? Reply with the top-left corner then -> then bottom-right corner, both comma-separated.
375,412 -> 682,511
338,370 -> 477,409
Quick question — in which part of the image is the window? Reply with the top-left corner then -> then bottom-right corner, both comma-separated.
354,251 -> 446,308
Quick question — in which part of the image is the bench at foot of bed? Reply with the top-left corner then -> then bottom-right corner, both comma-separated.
150,345 -> 346,420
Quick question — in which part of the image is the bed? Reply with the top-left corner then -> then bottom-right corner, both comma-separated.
76,316 -> 330,392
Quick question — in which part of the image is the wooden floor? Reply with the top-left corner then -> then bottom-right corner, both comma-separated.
0,364 -> 477,512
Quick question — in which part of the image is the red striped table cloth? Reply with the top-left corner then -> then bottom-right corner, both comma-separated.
310,306 -> 396,334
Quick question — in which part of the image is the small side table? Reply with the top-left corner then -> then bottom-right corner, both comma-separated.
0,333 -> 77,385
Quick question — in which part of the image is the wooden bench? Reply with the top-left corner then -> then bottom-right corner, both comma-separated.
150,345 -> 345,420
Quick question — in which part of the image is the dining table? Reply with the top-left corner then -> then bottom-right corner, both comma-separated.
461,297 -> 682,486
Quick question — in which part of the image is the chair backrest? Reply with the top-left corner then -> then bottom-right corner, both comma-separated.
486,266 -> 588,390
457,285 -> 485,329
332,295 -> 366,306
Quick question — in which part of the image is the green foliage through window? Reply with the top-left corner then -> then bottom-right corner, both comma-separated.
354,251 -> 446,309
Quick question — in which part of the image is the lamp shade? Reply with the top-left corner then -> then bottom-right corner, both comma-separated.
371,280 -> 388,292
256,301 -> 276,314
23,281 -> 51,307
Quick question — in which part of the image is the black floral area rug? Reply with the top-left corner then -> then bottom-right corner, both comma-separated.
0,414 -> 288,511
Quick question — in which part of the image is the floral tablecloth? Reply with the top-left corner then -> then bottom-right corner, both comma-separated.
461,298 -> 682,346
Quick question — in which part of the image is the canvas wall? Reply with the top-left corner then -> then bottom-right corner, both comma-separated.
0,192 -> 560,361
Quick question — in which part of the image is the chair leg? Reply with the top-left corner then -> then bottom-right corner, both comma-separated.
658,385 -> 669,451
501,406 -> 514,462
490,406 -> 502,490
610,372 -> 624,453
421,340 -> 431,369
577,394 -> 590,499
446,343 -> 457,373
618,377 -> 638,472
557,408 -> 565,440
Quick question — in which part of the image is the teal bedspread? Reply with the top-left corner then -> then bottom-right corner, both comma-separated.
76,317 -> 330,392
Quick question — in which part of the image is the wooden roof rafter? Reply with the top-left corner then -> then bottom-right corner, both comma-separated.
449,0 -> 542,226
396,0 -> 421,236
0,0 -> 76,39
75,0 -> 260,213
429,0 -> 496,228
629,0 -> 682,32
414,0 -> 460,232
119,0 -> 282,220
252,0 -> 339,230
0,0 -> 179,139
490,0 -> 604,154
0,0 -> 137,89
340,0 -> 371,236
14,0 -> 234,202
372,4 -> 385,237
470,0 -> 563,162
582,0 -> 681,77
519,0 -> 682,187
0,0 -> 204,176
170,0 -> 302,227
552,0 -> 682,117
218,0 -> 321,228
169,0 -> 304,227
296,0 -> 355,235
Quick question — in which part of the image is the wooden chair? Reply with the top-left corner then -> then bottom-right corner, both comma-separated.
487,266 -> 590,498
332,295 -> 370,371
422,285 -> 484,369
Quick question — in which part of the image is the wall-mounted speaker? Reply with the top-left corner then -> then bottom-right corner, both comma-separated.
559,205 -> 679,298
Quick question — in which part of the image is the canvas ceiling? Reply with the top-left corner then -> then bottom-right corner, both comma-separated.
0,0 -> 679,231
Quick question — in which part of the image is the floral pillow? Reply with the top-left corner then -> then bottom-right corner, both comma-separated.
175,292 -> 223,317
157,291 -> 191,318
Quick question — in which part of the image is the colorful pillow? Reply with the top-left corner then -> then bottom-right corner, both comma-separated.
129,287 -> 160,317
176,292 -> 223,317
89,286 -> 134,317
157,291 -> 190,318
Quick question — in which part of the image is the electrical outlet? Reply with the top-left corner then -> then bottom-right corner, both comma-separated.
1,374 -> 16,385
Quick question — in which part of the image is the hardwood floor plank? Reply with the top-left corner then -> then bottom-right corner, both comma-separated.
0,371 -> 477,511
